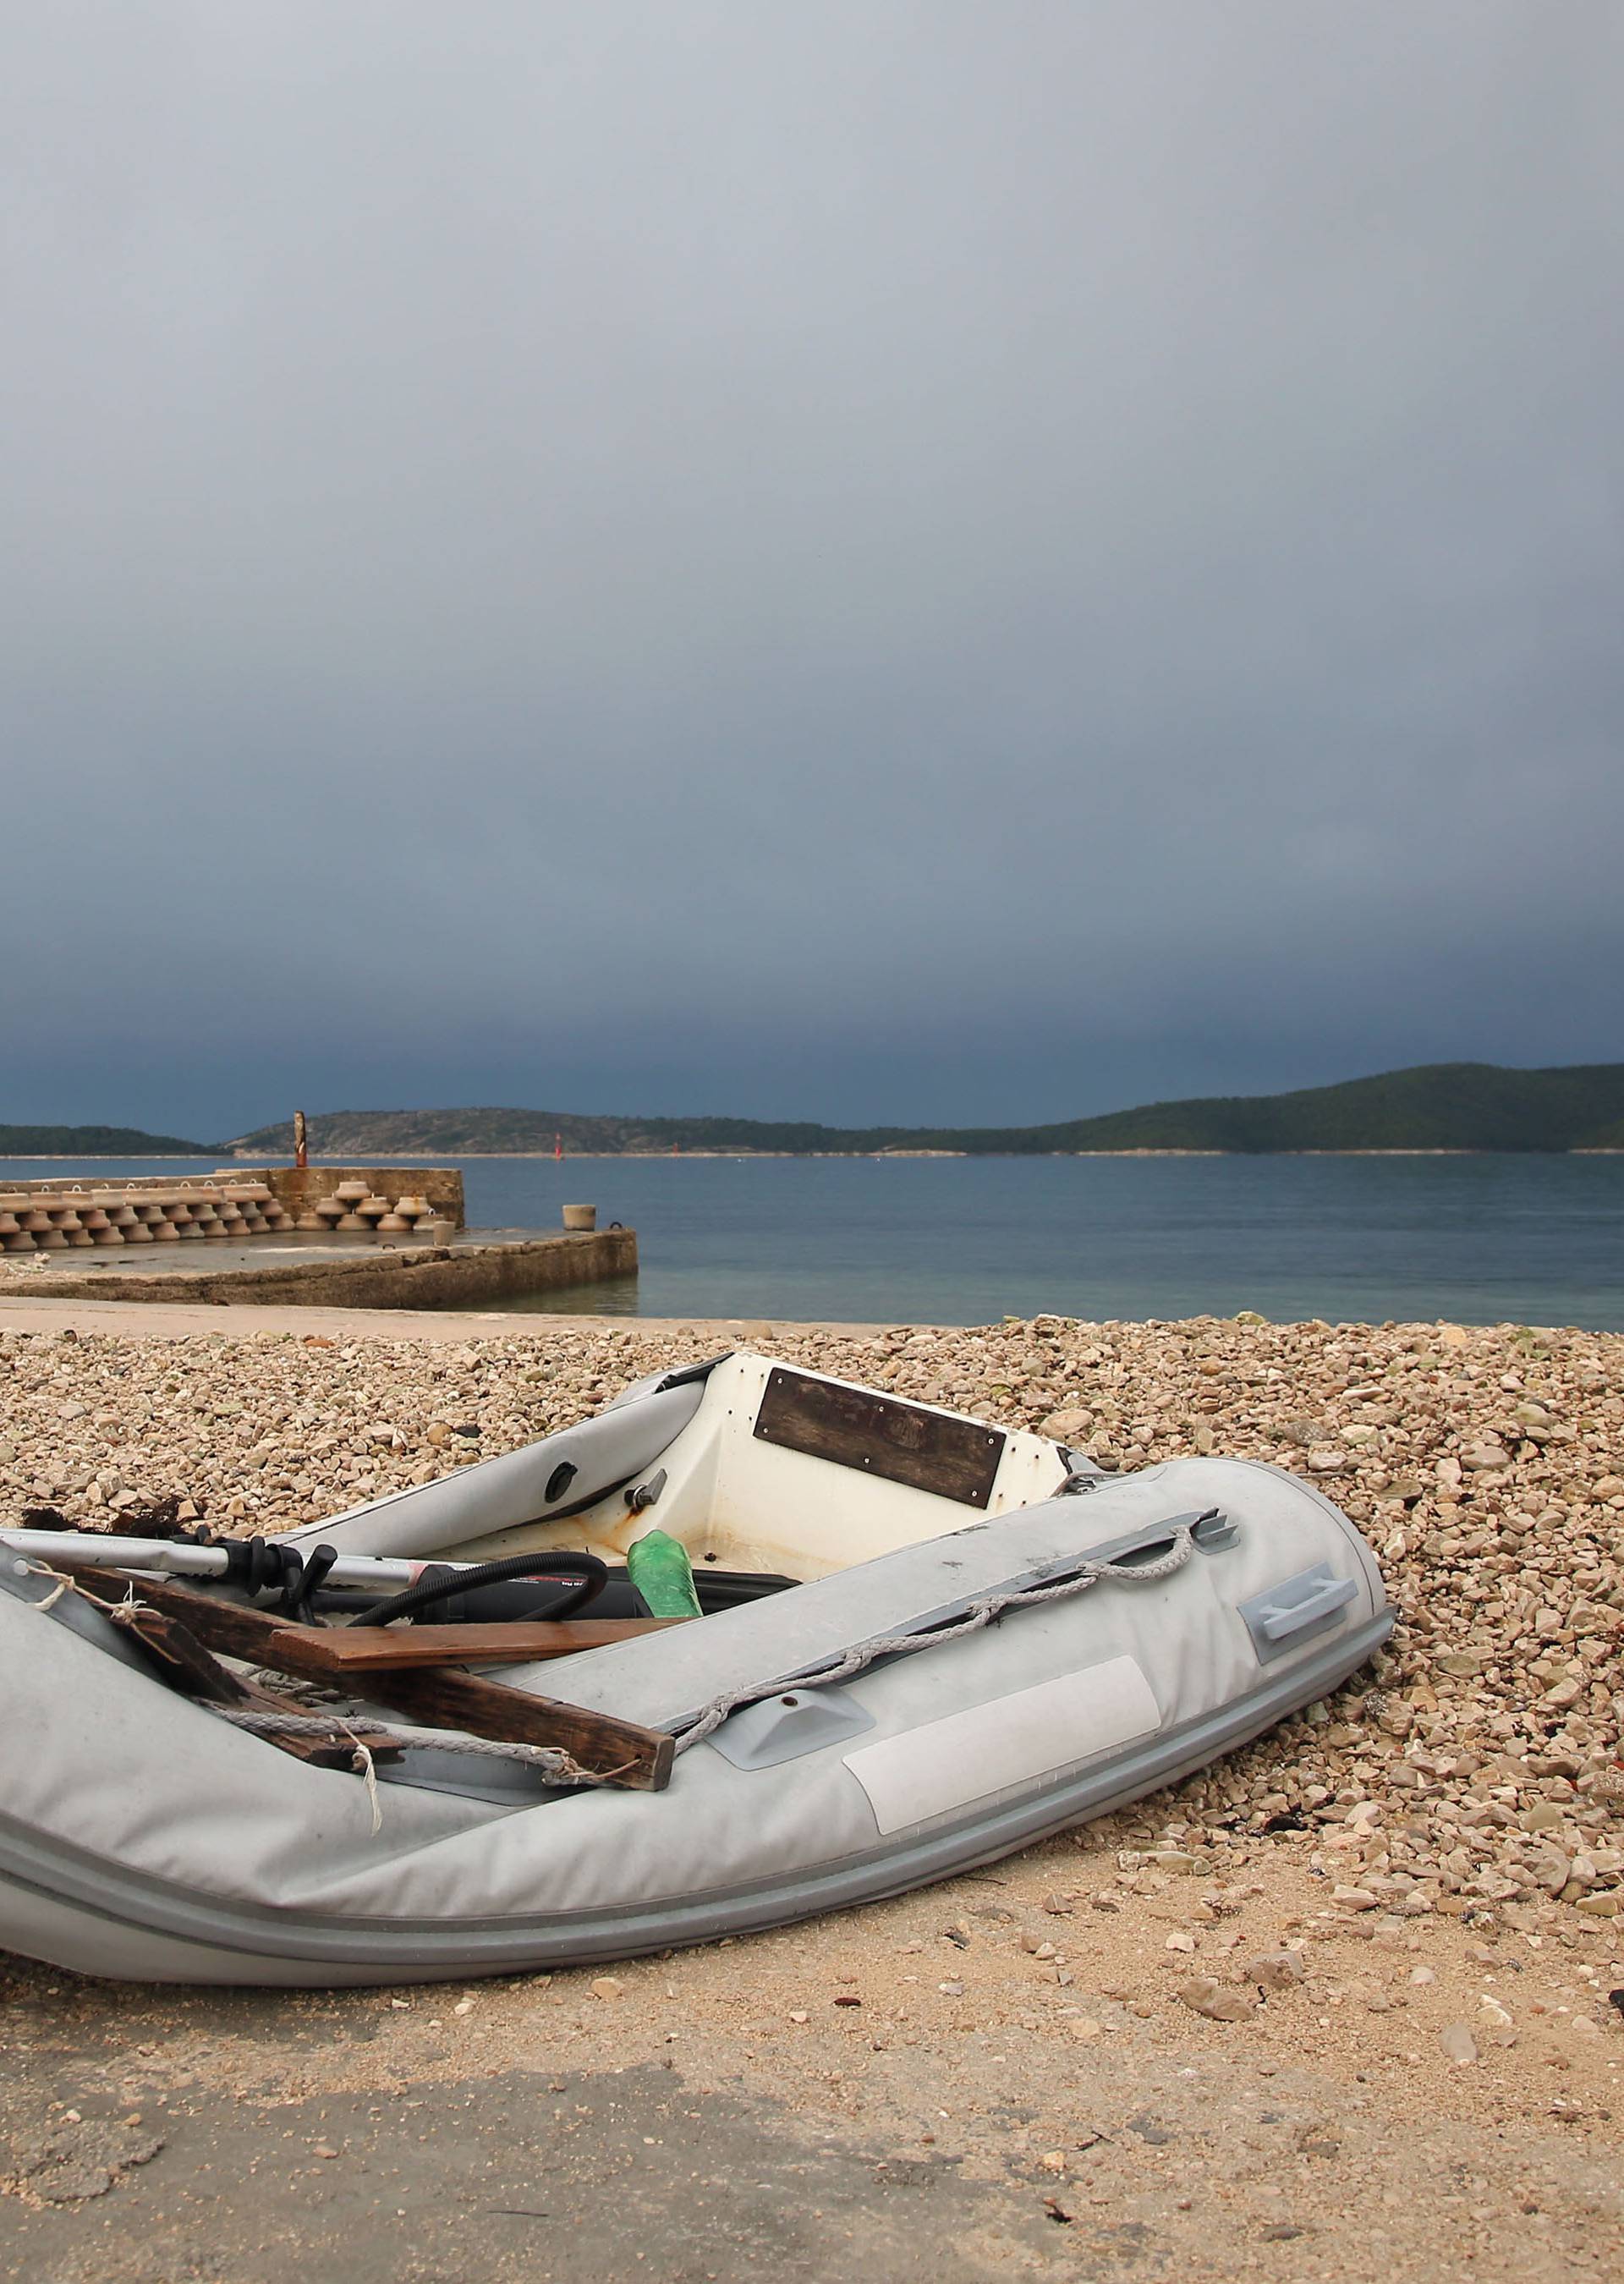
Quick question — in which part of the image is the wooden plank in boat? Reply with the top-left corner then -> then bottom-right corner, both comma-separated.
51,1562 -> 673,1791
752,1367 -> 1005,1507
296,1617 -> 687,1671
353,1666 -> 675,1790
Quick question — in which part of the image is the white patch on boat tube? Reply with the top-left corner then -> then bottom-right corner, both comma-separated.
842,1656 -> 1160,1835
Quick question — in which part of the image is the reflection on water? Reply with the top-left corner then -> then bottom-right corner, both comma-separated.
493,1275 -> 643,1316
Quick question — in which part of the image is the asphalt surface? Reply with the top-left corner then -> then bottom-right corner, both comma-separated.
1,2050 -> 1059,2284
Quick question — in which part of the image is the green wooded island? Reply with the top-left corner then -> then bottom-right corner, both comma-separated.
7,1062 -> 1622,1161
0,1123 -> 220,1156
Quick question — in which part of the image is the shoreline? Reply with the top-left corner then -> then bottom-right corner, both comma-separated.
0,1294 -> 895,1342
0,1293 -> 1594,1344
4,1146 -> 1622,1163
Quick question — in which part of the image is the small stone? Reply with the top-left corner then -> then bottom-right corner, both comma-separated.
1439,2023 -> 1479,2065
1248,1952 -> 1305,1992
937,1981 -> 965,1996
1331,1886 -> 1379,1912
314,2144 -> 339,2160
1165,1932 -> 1197,1953
590,1976 -> 625,2001
1039,2150 -> 1067,2174
1177,1977 -> 1256,2023
787,2010 -> 809,2023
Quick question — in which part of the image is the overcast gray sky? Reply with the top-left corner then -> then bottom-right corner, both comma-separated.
3,2 -> 1620,1138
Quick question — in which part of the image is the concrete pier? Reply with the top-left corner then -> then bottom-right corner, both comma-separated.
0,1162 -> 633,1309
0,1226 -> 635,1310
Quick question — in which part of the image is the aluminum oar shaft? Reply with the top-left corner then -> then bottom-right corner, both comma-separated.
1,1531 -> 443,1592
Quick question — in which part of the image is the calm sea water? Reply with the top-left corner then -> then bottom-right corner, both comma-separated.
5,1153 -> 1621,1329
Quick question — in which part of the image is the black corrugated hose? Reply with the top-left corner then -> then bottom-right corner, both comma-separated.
348,1550 -> 608,1628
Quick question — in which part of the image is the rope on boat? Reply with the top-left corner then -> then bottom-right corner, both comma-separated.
351,1735 -> 383,1834
210,1705 -> 601,1791
672,1523 -> 1200,1755
14,1558 -> 75,1612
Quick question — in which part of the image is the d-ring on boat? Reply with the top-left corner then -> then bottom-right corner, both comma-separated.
0,1351 -> 1389,1985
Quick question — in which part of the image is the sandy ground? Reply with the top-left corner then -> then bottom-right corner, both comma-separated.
0,1295 -> 855,1345
1,1298 -> 1621,2281
3,1839 -> 1620,2281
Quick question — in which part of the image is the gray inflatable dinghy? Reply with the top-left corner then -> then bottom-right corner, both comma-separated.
0,1352 -> 1389,1986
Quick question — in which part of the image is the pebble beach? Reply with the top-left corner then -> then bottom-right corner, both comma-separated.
2,1300 -> 1621,2278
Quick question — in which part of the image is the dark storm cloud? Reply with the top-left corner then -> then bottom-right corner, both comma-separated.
3,3 -> 1621,1134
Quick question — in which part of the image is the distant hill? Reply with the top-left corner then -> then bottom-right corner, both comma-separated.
225,1106 -> 929,1157
224,1062 -> 1624,1158
957,1061 -> 1624,1155
0,1123 -> 215,1156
